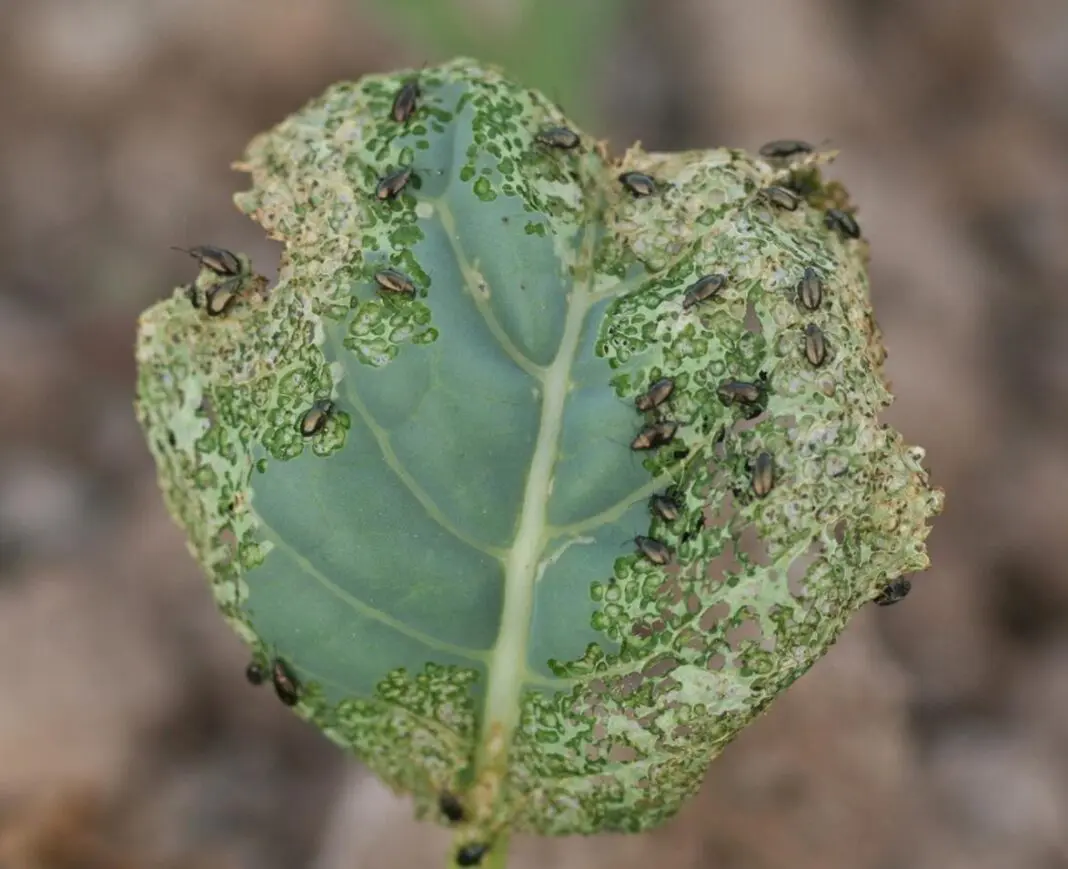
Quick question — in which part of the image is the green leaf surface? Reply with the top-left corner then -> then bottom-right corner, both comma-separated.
135,58 -> 943,855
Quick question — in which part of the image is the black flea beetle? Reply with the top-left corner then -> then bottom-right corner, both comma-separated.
875,579 -> 911,606
751,452 -> 775,498
171,245 -> 243,277
797,267 -> 822,311
717,380 -> 761,406
456,843 -> 489,866
635,535 -> 672,565
536,126 -> 580,149
631,421 -> 679,450
271,658 -> 300,706
438,791 -> 465,823
635,378 -> 674,412
374,268 -> 416,297
649,493 -> 681,523
376,166 -> 414,200
803,323 -> 827,367
619,171 -> 657,197
682,274 -> 727,310
205,278 -> 241,317
391,78 -> 420,123
758,139 -> 814,160
825,207 -> 861,239
298,400 -> 335,437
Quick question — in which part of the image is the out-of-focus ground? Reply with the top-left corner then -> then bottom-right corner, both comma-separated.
1,0 -> 1067,867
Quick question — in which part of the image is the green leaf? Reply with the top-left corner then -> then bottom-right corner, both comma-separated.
135,58 -> 943,859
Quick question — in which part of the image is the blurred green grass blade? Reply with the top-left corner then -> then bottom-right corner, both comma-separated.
363,0 -> 626,124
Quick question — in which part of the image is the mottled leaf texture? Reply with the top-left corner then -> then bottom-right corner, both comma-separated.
136,58 -> 942,850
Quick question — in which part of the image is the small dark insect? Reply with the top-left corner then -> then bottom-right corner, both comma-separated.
875,579 -> 912,606
649,494 -> 681,523
245,662 -> 265,686
376,166 -> 413,200
761,186 -> 800,211
825,207 -> 861,239
456,844 -> 489,867
635,377 -> 675,412
681,273 -> 727,310
391,78 -> 420,123
206,278 -> 241,317
171,245 -> 243,277
536,126 -> 580,149
374,268 -> 416,297
717,380 -> 761,406
183,284 -> 200,309
630,420 -> 679,451
758,139 -> 814,160
271,658 -> 300,706
751,452 -> 775,498
619,171 -> 657,197
635,535 -> 671,565
804,323 -> 827,367
438,792 -> 465,823
298,400 -> 335,437
797,267 -> 822,311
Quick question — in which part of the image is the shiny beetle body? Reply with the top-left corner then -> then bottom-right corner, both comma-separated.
875,579 -> 912,606
635,535 -> 671,565
631,420 -> 679,450
245,662 -> 265,686
751,452 -> 775,498
804,323 -> 827,367
172,245 -> 243,277
635,377 -> 675,412
649,494 -> 681,523
271,658 -> 300,706
761,186 -> 800,211
206,278 -> 241,317
391,78 -> 420,123
536,126 -> 580,149
797,267 -> 823,311
825,207 -> 861,239
298,400 -> 335,437
376,166 -> 413,200
374,268 -> 416,297
682,273 -> 727,310
456,844 -> 489,867
758,139 -> 814,160
717,380 -> 761,406
619,171 -> 657,197
438,792 -> 465,823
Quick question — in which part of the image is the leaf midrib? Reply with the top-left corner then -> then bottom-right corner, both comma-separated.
469,213 -> 599,793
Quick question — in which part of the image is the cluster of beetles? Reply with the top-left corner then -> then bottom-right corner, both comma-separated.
168,74 -> 909,866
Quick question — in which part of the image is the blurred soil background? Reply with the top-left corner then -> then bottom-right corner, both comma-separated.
1,0 -> 1068,867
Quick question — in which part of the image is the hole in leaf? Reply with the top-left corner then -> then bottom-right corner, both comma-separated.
642,657 -> 678,678
742,301 -> 762,334
732,408 -> 770,435
707,653 -> 726,671
608,743 -> 637,763
618,671 -> 643,696
736,523 -> 772,567
787,542 -> 821,598
726,615 -> 762,651
699,601 -> 731,631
